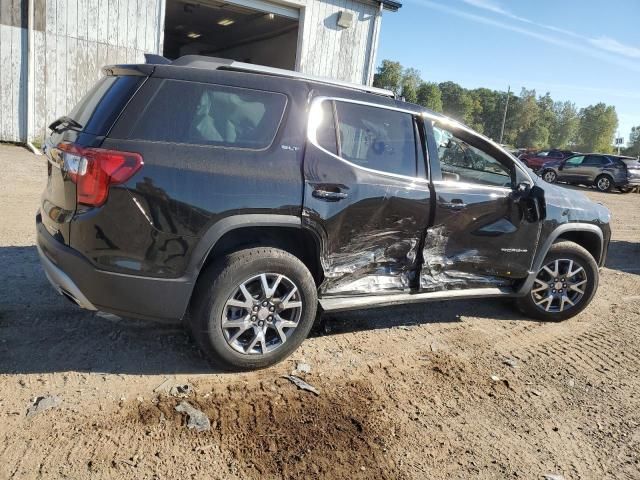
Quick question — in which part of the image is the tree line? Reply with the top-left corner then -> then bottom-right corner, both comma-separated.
373,60 -> 631,155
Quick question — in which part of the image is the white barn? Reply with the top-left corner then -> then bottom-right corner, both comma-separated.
0,0 -> 400,143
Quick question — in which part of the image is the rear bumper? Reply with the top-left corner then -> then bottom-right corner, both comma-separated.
36,214 -> 193,322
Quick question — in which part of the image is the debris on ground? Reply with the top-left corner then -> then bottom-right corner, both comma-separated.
153,377 -> 173,393
169,383 -> 194,398
531,389 -> 542,397
503,356 -> 518,368
396,325 -> 412,331
283,375 -> 320,395
294,362 -> 312,375
175,401 -> 210,432
543,474 -> 565,480
490,375 -> 501,382
26,395 -> 61,418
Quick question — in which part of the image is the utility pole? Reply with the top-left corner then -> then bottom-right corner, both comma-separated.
499,85 -> 510,145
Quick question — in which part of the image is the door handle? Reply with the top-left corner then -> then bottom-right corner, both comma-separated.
441,199 -> 466,210
312,187 -> 348,201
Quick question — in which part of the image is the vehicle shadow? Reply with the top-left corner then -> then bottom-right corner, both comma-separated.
605,240 -> 640,276
0,245 -> 531,375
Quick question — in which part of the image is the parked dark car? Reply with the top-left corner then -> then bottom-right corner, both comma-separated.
519,149 -> 576,171
540,153 -> 640,192
37,56 -> 611,370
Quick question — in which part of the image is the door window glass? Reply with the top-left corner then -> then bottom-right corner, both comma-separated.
334,101 -> 417,177
583,155 -> 606,166
130,79 -> 287,149
432,124 -> 512,187
564,155 -> 584,166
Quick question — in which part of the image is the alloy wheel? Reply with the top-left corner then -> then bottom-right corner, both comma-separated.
597,176 -> 611,191
543,171 -> 556,183
222,273 -> 303,355
530,258 -> 588,313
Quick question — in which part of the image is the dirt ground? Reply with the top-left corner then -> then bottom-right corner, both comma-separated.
1,143 -> 639,480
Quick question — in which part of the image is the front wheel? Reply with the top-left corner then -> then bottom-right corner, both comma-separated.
542,170 -> 557,183
516,241 -> 598,321
189,247 -> 318,371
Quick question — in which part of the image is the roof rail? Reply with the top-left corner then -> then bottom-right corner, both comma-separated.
170,55 -> 395,98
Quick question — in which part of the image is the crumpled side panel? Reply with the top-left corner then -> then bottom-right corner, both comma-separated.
420,225 -> 508,291
319,232 -> 418,296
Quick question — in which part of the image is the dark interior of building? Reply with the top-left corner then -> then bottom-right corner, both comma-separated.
163,0 -> 299,69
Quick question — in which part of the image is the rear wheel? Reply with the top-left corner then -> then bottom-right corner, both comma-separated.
542,170 -> 557,183
595,174 -> 613,192
189,247 -> 317,371
516,241 -> 598,321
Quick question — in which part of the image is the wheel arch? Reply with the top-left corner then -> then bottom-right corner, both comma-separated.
516,223 -> 604,296
185,215 -> 324,307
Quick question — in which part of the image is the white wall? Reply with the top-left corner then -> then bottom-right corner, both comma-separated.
297,0 -> 381,85
0,0 -> 164,143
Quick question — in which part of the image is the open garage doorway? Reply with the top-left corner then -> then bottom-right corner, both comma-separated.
163,0 -> 300,70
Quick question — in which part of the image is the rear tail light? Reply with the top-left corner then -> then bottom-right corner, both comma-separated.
59,143 -> 143,206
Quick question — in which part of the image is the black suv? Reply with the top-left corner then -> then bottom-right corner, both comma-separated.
38,56 -> 611,370
540,153 -> 640,192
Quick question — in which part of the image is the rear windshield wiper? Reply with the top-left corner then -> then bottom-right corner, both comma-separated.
49,116 -> 83,133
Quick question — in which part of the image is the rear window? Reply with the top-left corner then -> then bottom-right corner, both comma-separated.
69,76 -> 143,135
129,80 -> 287,149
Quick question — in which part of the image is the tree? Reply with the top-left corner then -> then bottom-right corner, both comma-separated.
416,82 -> 442,112
439,81 -> 474,124
624,126 -> 640,157
577,103 -> 618,153
373,60 -> 403,95
513,88 -> 546,148
401,68 -> 421,104
469,88 -> 502,139
550,101 -> 579,148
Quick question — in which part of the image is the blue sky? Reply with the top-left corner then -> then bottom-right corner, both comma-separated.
377,0 -> 640,145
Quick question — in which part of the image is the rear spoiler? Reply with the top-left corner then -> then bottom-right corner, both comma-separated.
101,54 -> 172,77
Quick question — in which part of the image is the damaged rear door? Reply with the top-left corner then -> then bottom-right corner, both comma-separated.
421,119 -> 540,291
303,97 -> 431,296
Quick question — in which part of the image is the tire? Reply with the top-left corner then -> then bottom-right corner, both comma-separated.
594,174 -> 613,192
189,247 -> 318,371
516,241 -> 598,322
542,170 -> 557,183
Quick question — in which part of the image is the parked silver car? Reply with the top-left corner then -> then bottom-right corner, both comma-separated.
540,153 -> 640,192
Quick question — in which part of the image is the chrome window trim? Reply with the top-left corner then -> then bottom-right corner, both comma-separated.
307,96 -> 430,185
307,96 -> 533,188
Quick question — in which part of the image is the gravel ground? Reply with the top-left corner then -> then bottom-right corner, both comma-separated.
1,144 -> 639,479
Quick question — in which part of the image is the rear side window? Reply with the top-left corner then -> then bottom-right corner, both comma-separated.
584,155 -> 607,166
129,80 -> 287,149
334,101 -> 417,177
69,75 -> 143,135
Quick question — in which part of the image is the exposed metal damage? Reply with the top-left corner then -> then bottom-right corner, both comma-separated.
319,231 -> 418,296
420,225 -> 508,291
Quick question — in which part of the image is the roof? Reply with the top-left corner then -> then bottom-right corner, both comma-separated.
378,0 -> 402,11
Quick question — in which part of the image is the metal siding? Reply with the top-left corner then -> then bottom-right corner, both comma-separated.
0,0 -> 163,142
299,0 -> 379,84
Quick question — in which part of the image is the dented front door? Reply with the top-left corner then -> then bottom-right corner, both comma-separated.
420,121 -> 540,291
303,97 -> 431,296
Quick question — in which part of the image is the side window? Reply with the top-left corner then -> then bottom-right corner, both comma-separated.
582,155 -> 609,167
334,101 -> 417,177
316,101 -> 338,155
432,123 -> 512,187
549,151 -> 562,158
565,155 -> 584,166
129,79 -> 287,149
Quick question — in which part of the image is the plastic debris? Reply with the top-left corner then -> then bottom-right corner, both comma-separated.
490,375 -> 501,382
175,401 -> 210,432
543,474 -> 565,480
283,375 -> 320,395
294,362 -> 312,374
503,356 -> 518,368
26,395 -> 61,418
